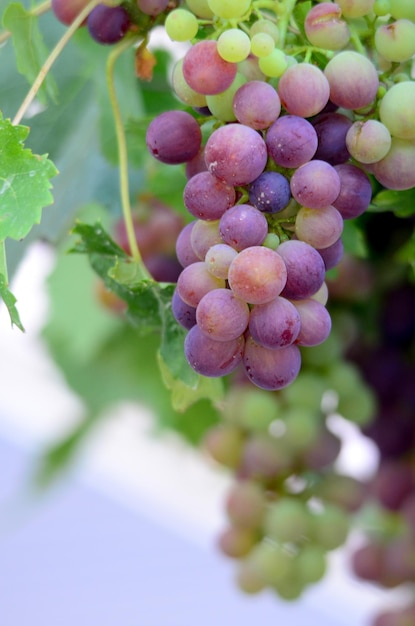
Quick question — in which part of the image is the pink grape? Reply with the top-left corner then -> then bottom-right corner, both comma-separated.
277,63 -> 330,117
293,298 -> 332,346
295,205 -> 344,249
233,80 -> 281,129
266,115 -> 318,168
324,51 -> 379,110
182,40 -> 237,95
184,324 -> 244,377
196,288 -> 250,341
177,261 -> 225,307
277,239 -> 326,300
248,296 -> 301,349
290,160 -> 341,209
219,204 -> 268,251
228,246 -> 287,305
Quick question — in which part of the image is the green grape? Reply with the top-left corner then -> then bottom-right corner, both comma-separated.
217,29 -> 251,63
250,18 -> 279,43
235,559 -> 267,594
336,0 -> 375,17
300,329 -> 343,367
373,0 -> 391,14
282,407 -> 322,453
389,0 -> 415,20
264,498 -> 311,544
258,48 -> 287,77
185,0 -> 214,18
379,81 -> 415,139
172,59 -> 207,107
225,480 -> 267,529
250,32 -> 275,57
336,383 -> 377,427
206,73 -> 247,121
325,360 -> 364,400
273,574 -> 306,600
218,525 -> 258,558
262,232 -> 280,250
165,8 -> 199,42
296,544 -> 327,584
246,540 -> 297,586
310,503 -> 350,550
207,0 -> 250,19
375,19 -> 415,62
346,119 -> 392,164
281,372 -> 328,412
222,385 -> 281,432
202,423 -> 245,468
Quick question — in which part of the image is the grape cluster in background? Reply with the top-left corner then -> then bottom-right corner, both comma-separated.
40,0 -> 415,624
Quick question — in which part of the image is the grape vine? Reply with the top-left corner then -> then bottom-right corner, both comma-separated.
1,1 -> 415,625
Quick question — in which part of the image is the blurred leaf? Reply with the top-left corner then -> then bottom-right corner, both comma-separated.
342,219 -> 368,258
2,2 -> 58,104
370,187 -> 415,218
0,112 -> 58,240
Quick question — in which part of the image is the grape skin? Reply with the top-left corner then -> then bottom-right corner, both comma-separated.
146,111 -> 202,165
295,205 -> 344,249
293,298 -> 332,347
87,5 -> 131,45
277,239 -> 326,300
266,115 -> 318,168
184,324 -> 245,377
323,51 -> 379,110
277,63 -> 330,117
196,288 -> 250,341
183,172 -> 236,221
51,0 -> 90,25
290,160 -> 341,209
243,336 -> 301,390
372,138 -> 415,191
248,296 -> 301,349
227,246 -> 287,305
233,80 -> 281,130
219,204 -> 268,251
182,40 -> 237,95
177,261 -> 225,307
305,2 -> 350,50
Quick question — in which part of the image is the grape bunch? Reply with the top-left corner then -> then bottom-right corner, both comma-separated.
143,0 -> 415,391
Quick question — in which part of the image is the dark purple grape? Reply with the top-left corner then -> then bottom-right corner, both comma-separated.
266,115 -> 318,168
219,204 -> 268,251
278,240 -> 325,300
333,163 -> 373,219
248,171 -> 291,214
87,5 -> 131,45
172,288 -> 197,330
184,324 -> 245,377
311,112 -> 352,165
146,111 -> 202,165
317,237 -> 344,270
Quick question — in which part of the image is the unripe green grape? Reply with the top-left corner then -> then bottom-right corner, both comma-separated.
336,382 -> 377,427
296,544 -> 327,584
373,0 -> 390,15
282,372 -> 328,412
258,48 -> 287,77
250,18 -> 279,43
202,423 -> 245,468
379,81 -> 415,139
250,32 -> 275,57
185,0 -> 214,18
336,0 -> 375,17
389,0 -> 415,20
245,540 -> 297,586
206,72 -> 246,121
310,503 -> 350,551
235,559 -> 267,594
217,29 -> 251,63
165,8 -> 199,42
375,19 -> 415,62
273,575 -> 305,600
264,498 -> 311,544
282,407 -> 322,452
218,525 -> 258,558
222,385 -> 281,431
346,119 -> 392,163
263,232 -> 280,250
207,0 -> 250,19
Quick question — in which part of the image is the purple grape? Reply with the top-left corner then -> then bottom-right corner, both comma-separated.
295,205 -> 344,249
266,115 -> 318,168
228,246 -> 287,305
369,458 -> 415,511
137,0 -> 169,15
183,171 -> 236,221
277,240 -> 326,300
316,237 -> 344,270
51,0 -> 90,25
248,171 -> 291,214
204,123 -> 267,186
182,40 -> 237,96
233,80 -> 281,130
175,222 -> 199,268
184,324 -> 245,377
324,50 -> 379,110
196,288 -> 250,341
87,5 -> 131,45
177,261 -> 225,307
290,160 -> 341,209
172,288 -> 197,330
190,219 -> 222,259
185,147 -> 208,179
293,299 -> 332,346
144,253 -> 182,282
219,204 -> 268,251
243,335 -> 301,390
333,163 -> 373,219
277,63 -> 330,117
146,110 -> 202,165
248,296 -> 301,349
311,112 -> 352,165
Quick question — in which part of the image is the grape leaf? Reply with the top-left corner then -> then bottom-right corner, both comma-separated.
0,113 -> 58,240
370,187 -> 415,218
0,271 -> 24,330
2,2 -> 58,104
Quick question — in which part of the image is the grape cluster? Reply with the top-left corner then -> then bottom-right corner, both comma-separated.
143,0 -> 415,390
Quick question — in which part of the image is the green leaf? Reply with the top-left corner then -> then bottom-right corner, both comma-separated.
0,271 -> 24,330
370,187 -> 415,218
342,219 -> 368,258
395,227 -> 415,278
0,112 -> 58,240
2,2 -> 58,104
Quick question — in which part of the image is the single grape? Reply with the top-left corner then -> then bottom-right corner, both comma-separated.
177,261 -> 225,307
172,60 -> 207,108
324,51 -> 379,110
146,110 -> 202,165
185,0 -> 214,18
175,222 -> 199,268
205,73 -> 247,122
249,18 -> 279,43
228,246 -> 288,305
296,545 -> 327,585
317,237 -> 344,270
293,298 -> 332,347
221,385 -> 281,431
336,0 -> 375,17
277,63 -> 330,117
266,115 -> 318,168
379,81 -> 415,140
372,137 -> 415,190
207,0 -> 251,19
171,288 -> 197,330
219,204 -> 268,251
295,205 -> 344,249
250,32 -> 275,58
217,525 -> 258,558
217,28 -> 251,63
183,172 -> 236,221
51,0 -> 90,25
346,119 -> 392,164
87,5 -> 131,45
290,160 -> 341,209
205,243 -> 238,279
375,19 -> 415,62
202,423 -> 245,468
196,288 -> 250,341
389,0 -> 415,20
305,2 -> 350,50
204,123 -> 268,186
233,81 -> 281,130
137,0 -> 169,16
182,40 -> 237,95
225,480 -> 267,529
190,219 -> 222,259
311,112 -> 352,165
333,163 -> 373,219
248,171 -> 291,213
249,296 -> 301,349
310,503 -> 350,550
277,239 -> 326,300
165,8 -> 199,42
264,498 -> 311,544
184,324 -> 245,377
243,336 -> 301,391
241,433 -> 293,479
258,49 -> 288,78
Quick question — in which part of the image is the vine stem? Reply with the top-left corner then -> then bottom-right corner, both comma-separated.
106,36 -> 143,264
12,0 -> 103,126
0,0 -> 52,45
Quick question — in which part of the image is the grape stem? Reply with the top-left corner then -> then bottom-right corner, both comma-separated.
0,0 -> 52,45
12,0 -> 104,126
106,36 -> 145,266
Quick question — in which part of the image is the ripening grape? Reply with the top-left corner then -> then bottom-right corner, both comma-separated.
172,289 -> 197,330
190,219 -> 222,259
177,261 -> 225,307
205,244 -> 238,279
264,498 -> 311,544
323,51 -> 379,110
217,29 -> 251,63
312,112 -> 353,166
196,288 -> 250,341
243,336 -> 302,391
277,239 -> 326,301
225,480 -> 267,529
333,163 -> 373,219
248,296 -> 301,349
227,246 -> 287,305
137,0 -> 169,16
346,120 -> 392,164
295,205 -> 344,249
233,81 -> 281,130
176,222 -> 199,268
372,137 -> 415,190
219,204 -> 268,251
375,19 -> 415,62
172,60 -> 207,108
249,171 -> 290,213
218,525 -> 258,559
182,40 -> 237,95
290,160 -> 341,209
146,111 -> 202,164
292,298 -> 332,347
379,81 -> 415,140
87,5 -> 131,45
266,115 -> 318,168
51,0 -> 90,25
305,2 -> 350,50
183,172 -> 236,221
277,63 -> 330,117
205,73 -> 247,122
165,9 -> 199,42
